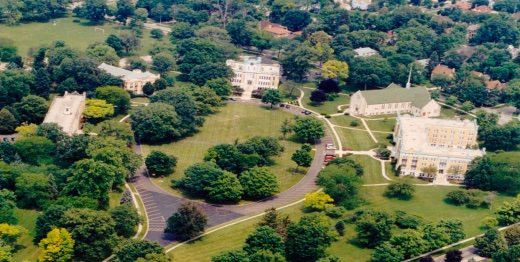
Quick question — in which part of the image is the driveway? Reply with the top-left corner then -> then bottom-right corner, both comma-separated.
131,101 -> 333,246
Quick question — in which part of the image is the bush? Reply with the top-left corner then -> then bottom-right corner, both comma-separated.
325,115 -> 331,119
335,221 -> 345,236
446,189 -> 488,209
72,19 -> 80,23
326,206 -> 346,218
150,29 -> 164,39
344,112 -> 349,115
395,211 -> 423,229
350,120 -> 359,127
384,179 -> 415,200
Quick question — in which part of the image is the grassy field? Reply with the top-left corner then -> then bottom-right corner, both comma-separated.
0,17 -> 157,57
438,105 -> 475,120
329,115 -> 365,129
365,118 -> 396,132
131,97 -> 151,104
300,88 -> 350,115
373,132 -> 393,145
335,127 -> 376,151
12,209 -> 41,262
347,155 -> 388,184
141,103 -> 308,196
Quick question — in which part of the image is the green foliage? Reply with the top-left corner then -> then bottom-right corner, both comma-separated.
446,189 -> 491,209
335,221 -> 345,236
317,163 -> 363,209
445,250 -> 463,262
190,62 -> 234,86
38,228 -> 74,262
257,208 -> 292,240
0,142 -> 17,164
482,217 -> 498,229
326,206 -> 346,218
395,211 -> 423,229
120,189 -> 133,206
97,120 -> 135,146
14,173 -> 50,209
492,245 -> 520,262
14,137 -> 54,165
152,52 -> 175,74
183,162 -> 224,196
12,95 -> 48,124
110,204 -> 140,237
212,250 -> 249,262
115,239 -> 164,262
369,242 -> 404,262
445,95 -> 458,106
150,89 -> 199,136
54,134 -> 93,167
204,78 -> 232,97
282,10 -> 311,31
239,167 -> 279,200
384,179 -> 416,200
34,205 -> 70,244
130,103 -> 180,142
475,228 -> 508,258
0,109 -> 18,134
291,148 -> 312,171
496,197 -> 520,225
206,172 -> 243,204
285,214 -> 334,261
238,136 -> 283,166
355,210 -> 395,248
95,86 -> 131,113
504,225 -> 520,246
261,90 -> 282,109
165,202 -> 208,241
465,154 -> 520,195
0,189 -> 17,225
303,192 -> 334,212
461,101 -> 475,112
250,250 -> 286,262
84,99 -> 114,119
292,117 -> 325,143
145,150 -> 177,177
243,226 -> 285,256
390,229 -> 429,258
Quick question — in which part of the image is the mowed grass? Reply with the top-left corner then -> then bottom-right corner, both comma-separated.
335,127 -> 376,151
347,155 -> 388,184
438,105 -> 475,120
0,17 -> 157,57
131,97 -> 150,104
300,88 -> 350,115
365,119 -> 396,132
12,209 -> 41,262
373,132 -> 393,146
329,115 -> 366,130
141,103 -> 308,196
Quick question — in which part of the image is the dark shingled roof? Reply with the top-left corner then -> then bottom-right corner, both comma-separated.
359,83 -> 433,108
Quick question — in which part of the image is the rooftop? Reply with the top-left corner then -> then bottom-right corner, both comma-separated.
43,91 -> 86,135
98,63 -> 158,81
258,21 -> 291,35
472,5 -> 492,13
359,83 -> 433,108
397,115 -> 483,159
353,47 -> 379,55
432,64 -> 455,77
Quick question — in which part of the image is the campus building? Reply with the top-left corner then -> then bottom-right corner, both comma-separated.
43,91 -> 86,136
393,115 -> 485,182
226,56 -> 281,95
98,63 -> 160,95
349,83 -> 441,117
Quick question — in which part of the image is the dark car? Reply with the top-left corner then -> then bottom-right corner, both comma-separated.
305,111 -> 312,115
10,137 -> 15,142
229,97 -> 237,101
280,104 -> 285,107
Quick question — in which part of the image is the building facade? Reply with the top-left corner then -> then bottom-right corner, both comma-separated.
349,83 -> 441,117
226,56 -> 281,94
98,63 -> 160,95
43,91 -> 86,135
393,115 -> 485,182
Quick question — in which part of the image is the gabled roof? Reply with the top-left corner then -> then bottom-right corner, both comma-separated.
358,84 -> 433,108
472,5 -> 492,13
486,80 -> 503,90
258,21 -> 291,35
98,63 -> 158,80
432,64 -> 455,77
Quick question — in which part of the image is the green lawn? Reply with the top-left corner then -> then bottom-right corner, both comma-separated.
131,97 -> 150,104
109,191 -> 123,209
301,88 -> 350,115
347,155 -> 388,184
373,132 -> 393,146
438,105 -> 475,120
329,115 -> 366,130
365,119 -> 396,132
0,17 -> 157,57
12,209 -> 41,262
141,103 -> 308,197
335,127 -> 376,151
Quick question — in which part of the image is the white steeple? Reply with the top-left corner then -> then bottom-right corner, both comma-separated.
406,64 -> 413,89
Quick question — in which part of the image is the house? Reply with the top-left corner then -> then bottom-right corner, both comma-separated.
451,1 -> 471,10
393,115 -> 485,183
467,24 -> 480,39
226,56 -> 280,98
98,63 -> 160,95
351,0 -> 372,10
471,71 -> 503,90
353,47 -> 379,57
258,21 -> 292,38
472,5 -> 492,13
431,64 -> 455,79
349,83 -> 441,117
43,91 -> 86,136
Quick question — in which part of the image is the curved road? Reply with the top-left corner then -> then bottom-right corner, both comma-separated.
131,100 -> 334,246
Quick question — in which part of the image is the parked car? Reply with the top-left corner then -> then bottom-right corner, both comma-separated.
10,137 -> 15,142
229,97 -> 237,101
325,144 -> 336,150
304,111 -> 311,115
280,104 -> 285,107
286,105 -> 291,108
2,138 -> 8,142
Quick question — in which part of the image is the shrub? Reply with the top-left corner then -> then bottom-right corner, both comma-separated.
384,179 -> 415,200
325,115 -> 331,119
72,19 -> 80,23
446,189 -> 488,209
326,206 -> 346,218
482,217 -> 498,229
335,221 -> 345,236
395,211 -> 423,229
350,120 -> 359,127
303,192 -> 334,212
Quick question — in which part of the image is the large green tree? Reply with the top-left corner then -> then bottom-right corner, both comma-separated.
130,103 -> 181,142
183,162 -> 224,196
239,167 -> 279,200
12,95 -> 48,124
285,214 -> 334,261
0,109 -> 18,134
243,226 -> 285,256
38,228 -> 75,262
292,117 -> 325,143
110,204 -> 140,237
145,150 -> 177,177
150,89 -> 199,136
95,86 -> 131,113
475,228 -> 508,258
355,210 -> 395,248
206,171 -> 243,203
115,239 -> 164,262
14,137 -> 54,165
164,202 -> 208,241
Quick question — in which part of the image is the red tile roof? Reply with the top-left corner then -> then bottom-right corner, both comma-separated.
431,65 -> 455,78
472,5 -> 492,13
486,80 -> 503,90
258,21 -> 291,36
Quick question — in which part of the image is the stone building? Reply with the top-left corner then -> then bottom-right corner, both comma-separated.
226,56 -> 280,98
98,63 -> 160,95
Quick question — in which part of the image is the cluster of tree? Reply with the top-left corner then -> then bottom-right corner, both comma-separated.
465,152 -> 520,196
0,0 -> 69,25
164,201 -> 208,241
281,116 -> 325,143
446,189 -> 494,209
212,208 -> 337,262
475,225 -> 520,261
176,136 -> 283,203
495,195 -> 520,226
384,179 -> 416,200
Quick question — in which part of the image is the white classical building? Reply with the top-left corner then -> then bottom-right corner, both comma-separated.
98,63 -> 160,95
393,115 -> 485,183
349,83 -> 441,117
43,91 -> 86,136
353,47 -> 379,57
226,56 -> 281,96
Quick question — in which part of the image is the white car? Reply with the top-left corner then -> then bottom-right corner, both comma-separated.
325,144 -> 336,150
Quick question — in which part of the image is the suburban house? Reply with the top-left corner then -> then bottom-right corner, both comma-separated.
431,64 -> 455,79
353,47 -> 379,57
467,24 -> 480,39
226,56 -> 280,97
258,21 -> 292,38
393,115 -> 485,182
43,91 -> 86,136
349,83 -> 441,117
351,0 -> 372,10
472,5 -> 493,13
471,71 -> 504,90
98,63 -> 160,95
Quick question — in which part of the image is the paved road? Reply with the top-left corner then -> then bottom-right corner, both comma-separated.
131,101 -> 333,246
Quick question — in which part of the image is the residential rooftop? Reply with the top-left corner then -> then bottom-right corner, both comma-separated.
98,63 -> 158,81
353,47 -> 379,55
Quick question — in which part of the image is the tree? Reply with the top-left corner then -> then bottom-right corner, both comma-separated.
115,239 -> 164,262
119,32 -> 141,55
97,120 -> 135,146
0,189 -> 17,225
243,226 -> 285,256
280,118 -> 292,140
261,90 -> 282,109
212,250 -> 250,262
95,86 -> 131,113
421,166 -> 438,179
280,42 -> 318,80
0,109 -> 18,134
292,117 -> 325,143
335,221 -> 345,236
384,179 -> 416,200
504,225 -> 520,245
145,150 -> 177,177
143,82 -> 155,96
14,137 -> 54,165
150,88 -> 200,136
152,52 -> 175,74
34,205 -> 70,244
115,0 -> 135,25
15,173 -> 50,209
303,192 -> 334,212
283,10 -> 311,31
310,89 -> 327,104
496,197 -> 520,225
349,56 -> 393,89
83,0 -> 108,22
110,204 -> 140,237
12,95 -> 48,124
38,228 -> 74,262
291,148 -> 312,171
136,253 -> 170,262
420,256 -> 435,262
58,208 -> 118,261
493,245 -> 520,262
322,60 -> 349,81
390,229 -> 429,259
504,80 -> 520,109
206,172 -> 243,203
258,208 -> 292,240
0,223 -> 27,246
239,167 -> 279,200
445,96 -> 458,106
369,242 -> 404,262
130,103 -> 181,142
226,19 -> 252,46
445,249 -> 463,262
285,214 -> 334,261
204,78 -> 232,97
475,228 -> 508,257
34,68 -> 51,99
165,202 -> 208,241
86,43 -> 120,65
355,210 -> 395,248
250,250 -> 285,262
84,99 -> 114,119
183,162 -> 224,196
190,63 -> 234,86
461,101 -> 475,112
106,34 -> 124,56
0,142 -> 17,164
251,31 -> 273,54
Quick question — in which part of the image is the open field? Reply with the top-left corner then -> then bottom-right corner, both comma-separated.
365,118 -> 396,132
347,155 -> 388,184
373,132 -> 393,145
0,17 -> 157,57
300,88 -> 350,115
12,209 -> 41,262
335,127 -> 376,151
329,115 -> 365,129
438,105 -> 475,120
141,103 -> 308,196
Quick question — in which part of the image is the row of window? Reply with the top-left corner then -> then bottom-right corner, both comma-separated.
432,129 -> 474,136
432,134 -> 473,140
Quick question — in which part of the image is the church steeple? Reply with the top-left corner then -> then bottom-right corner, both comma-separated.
406,64 -> 413,89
